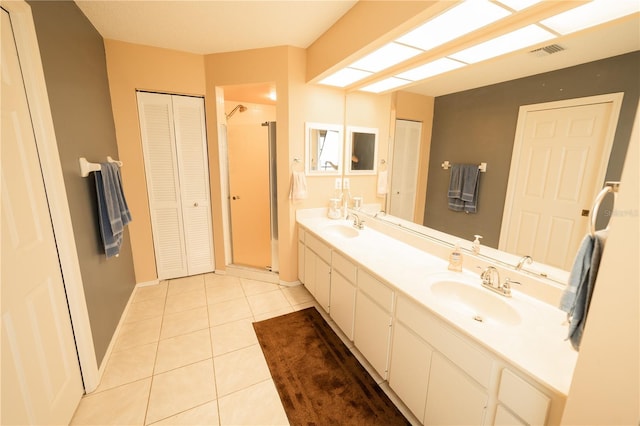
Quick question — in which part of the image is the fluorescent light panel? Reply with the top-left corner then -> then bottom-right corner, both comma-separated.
349,42 -> 423,73
496,0 -> 543,12
319,68 -> 372,87
449,24 -> 555,64
360,77 -> 411,93
541,0 -> 640,35
397,0 -> 512,52
396,58 -> 466,81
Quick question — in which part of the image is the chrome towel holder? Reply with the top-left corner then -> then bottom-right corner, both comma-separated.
589,181 -> 620,236
79,156 -> 123,177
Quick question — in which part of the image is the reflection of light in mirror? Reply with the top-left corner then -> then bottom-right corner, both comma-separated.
319,68 -> 371,87
449,25 -> 555,64
397,0 -> 511,52
268,91 -> 277,101
349,42 -> 422,73
360,77 -> 410,93
540,0 -> 640,35
396,57 -> 466,81
317,130 -> 341,172
496,0 -> 543,12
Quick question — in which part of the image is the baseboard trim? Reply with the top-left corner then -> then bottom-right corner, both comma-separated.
136,279 -> 160,287
279,279 -> 301,287
225,264 -> 279,283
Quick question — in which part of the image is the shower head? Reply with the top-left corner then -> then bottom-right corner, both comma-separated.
226,104 -> 247,119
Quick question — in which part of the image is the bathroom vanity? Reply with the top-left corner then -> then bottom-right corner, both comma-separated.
296,208 -> 578,426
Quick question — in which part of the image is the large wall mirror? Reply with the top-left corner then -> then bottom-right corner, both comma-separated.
345,126 -> 378,175
305,122 -> 343,175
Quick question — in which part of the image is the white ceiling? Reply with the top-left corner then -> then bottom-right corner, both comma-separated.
76,1 -> 640,98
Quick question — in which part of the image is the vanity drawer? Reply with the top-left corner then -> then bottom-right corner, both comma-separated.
498,369 -> 550,425
357,270 -> 393,312
332,251 -> 357,283
396,296 -> 493,388
305,233 -> 331,264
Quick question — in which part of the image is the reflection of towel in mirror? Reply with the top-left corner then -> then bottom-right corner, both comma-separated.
559,230 -> 608,350
289,170 -> 308,201
448,164 -> 480,213
377,170 -> 388,196
95,162 -> 132,258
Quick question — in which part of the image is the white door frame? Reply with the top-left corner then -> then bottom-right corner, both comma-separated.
499,93 -> 624,251
2,0 -> 98,391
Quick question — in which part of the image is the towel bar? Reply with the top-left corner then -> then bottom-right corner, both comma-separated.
442,161 -> 486,172
589,181 -> 620,236
79,156 -> 122,177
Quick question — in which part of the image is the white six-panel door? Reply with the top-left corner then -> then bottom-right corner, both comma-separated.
1,7 -> 83,423
389,119 -> 422,222
501,96 -> 620,270
137,92 -> 214,280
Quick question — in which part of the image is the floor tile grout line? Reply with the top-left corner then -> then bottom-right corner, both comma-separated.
204,278 -> 223,426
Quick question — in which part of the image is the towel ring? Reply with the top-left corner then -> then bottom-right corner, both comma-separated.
589,181 -> 620,236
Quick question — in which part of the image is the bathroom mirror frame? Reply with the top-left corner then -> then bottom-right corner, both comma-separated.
305,122 -> 344,176
345,126 -> 379,175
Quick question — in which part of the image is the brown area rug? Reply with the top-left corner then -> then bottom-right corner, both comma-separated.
253,307 -> 410,426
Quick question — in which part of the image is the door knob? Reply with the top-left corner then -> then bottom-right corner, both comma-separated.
193,202 -> 199,207
232,196 -> 240,200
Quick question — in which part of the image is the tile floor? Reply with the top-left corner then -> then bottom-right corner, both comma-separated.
70,273 -> 317,425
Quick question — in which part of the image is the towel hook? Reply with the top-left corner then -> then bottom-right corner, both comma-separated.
589,181 -> 620,236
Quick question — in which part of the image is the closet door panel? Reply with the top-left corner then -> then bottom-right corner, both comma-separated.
137,92 -> 188,279
172,96 -> 214,273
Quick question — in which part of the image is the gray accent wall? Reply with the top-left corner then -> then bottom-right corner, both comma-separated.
28,1 -> 136,365
424,51 -> 640,249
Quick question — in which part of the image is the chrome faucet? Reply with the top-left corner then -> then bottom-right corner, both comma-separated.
347,212 -> 365,229
480,266 -> 520,297
515,255 -> 533,271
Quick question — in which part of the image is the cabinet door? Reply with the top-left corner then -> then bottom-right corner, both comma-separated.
389,322 -> 432,421
354,291 -> 392,379
315,257 -> 331,312
298,241 -> 305,284
304,246 -> 316,296
330,271 -> 356,340
494,405 -> 526,426
424,353 -> 488,426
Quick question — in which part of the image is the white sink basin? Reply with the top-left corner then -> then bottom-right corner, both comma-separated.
430,280 -> 521,326
324,224 -> 359,238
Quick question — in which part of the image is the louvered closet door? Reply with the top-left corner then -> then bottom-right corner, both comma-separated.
138,92 -> 188,279
172,95 -> 215,275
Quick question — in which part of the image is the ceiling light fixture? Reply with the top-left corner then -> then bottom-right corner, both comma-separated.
360,77 -> 411,94
349,42 -> 423,73
318,68 -> 372,87
396,57 -> 467,81
397,0 -> 512,51
449,24 -> 556,64
540,0 -> 640,35
495,0 -> 543,12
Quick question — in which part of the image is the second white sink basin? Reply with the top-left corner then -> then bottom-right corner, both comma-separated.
324,224 -> 359,238
430,279 -> 521,326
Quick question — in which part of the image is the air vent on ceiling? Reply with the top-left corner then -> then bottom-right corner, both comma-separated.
529,44 -> 566,57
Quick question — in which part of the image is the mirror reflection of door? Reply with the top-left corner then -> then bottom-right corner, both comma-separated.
389,119 -> 422,221
226,101 -> 275,270
501,97 -> 619,270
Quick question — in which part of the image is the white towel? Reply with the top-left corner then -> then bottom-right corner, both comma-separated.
377,170 -> 388,196
289,170 -> 308,201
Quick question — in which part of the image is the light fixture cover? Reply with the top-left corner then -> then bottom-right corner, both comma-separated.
397,0 -> 512,52
495,0 -> 543,12
449,24 -> 555,64
349,42 -> 423,73
318,68 -> 372,88
541,0 -> 640,35
396,58 -> 466,81
360,77 -> 410,93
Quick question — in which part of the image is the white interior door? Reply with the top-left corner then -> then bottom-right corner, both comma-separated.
389,119 -> 422,221
501,97 -> 620,269
138,92 -> 214,280
1,7 -> 83,424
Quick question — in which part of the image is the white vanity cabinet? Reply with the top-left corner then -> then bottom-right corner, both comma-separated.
354,269 -> 394,379
303,233 -> 331,312
329,251 -> 357,340
297,228 -> 305,284
495,368 -> 551,425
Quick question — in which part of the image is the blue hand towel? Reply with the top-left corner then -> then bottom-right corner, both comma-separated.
559,230 -> 607,350
95,163 -> 132,258
448,164 -> 480,213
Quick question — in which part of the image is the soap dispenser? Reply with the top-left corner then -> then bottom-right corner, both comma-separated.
472,235 -> 483,254
448,241 -> 463,272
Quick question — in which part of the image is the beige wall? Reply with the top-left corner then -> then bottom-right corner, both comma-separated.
394,91 -> 435,223
104,40 -> 206,283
